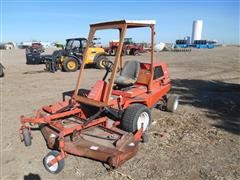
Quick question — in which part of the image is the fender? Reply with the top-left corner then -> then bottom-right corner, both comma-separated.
122,99 -> 147,110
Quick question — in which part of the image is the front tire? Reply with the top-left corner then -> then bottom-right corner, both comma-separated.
121,104 -> 151,132
63,58 -> 79,72
110,48 -> 117,56
43,150 -> 65,174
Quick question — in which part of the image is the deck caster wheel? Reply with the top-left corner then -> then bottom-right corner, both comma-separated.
22,128 -> 32,146
43,150 -> 65,174
167,95 -> 179,112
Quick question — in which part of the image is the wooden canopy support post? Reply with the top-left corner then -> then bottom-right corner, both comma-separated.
119,28 -> 123,70
148,25 -> 155,92
104,25 -> 127,104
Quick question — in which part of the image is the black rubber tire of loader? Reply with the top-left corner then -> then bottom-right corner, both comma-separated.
95,56 -> 108,69
23,128 -> 32,146
133,49 -> 139,56
43,150 -> 65,174
111,48 -> 117,56
121,103 -> 151,133
63,58 -> 79,72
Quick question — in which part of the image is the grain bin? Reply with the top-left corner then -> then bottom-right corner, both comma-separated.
192,20 -> 203,43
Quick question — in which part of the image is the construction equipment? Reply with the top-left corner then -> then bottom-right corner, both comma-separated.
19,20 -> 179,174
105,38 -> 145,56
0,63 -> 5,77
31,42 -> 45,53
26,48 -> 47,65
45,38 -> 108,72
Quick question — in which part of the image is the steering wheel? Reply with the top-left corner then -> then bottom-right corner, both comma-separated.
72,47 -> 79,53
102,60 -> 114,81
102,60 -> 114,72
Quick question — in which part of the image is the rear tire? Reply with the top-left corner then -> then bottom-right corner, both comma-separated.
95,56 -> 108,69
121,104 -> 151,132
43,150 -> 65,174
133,49 -> 139,56
63,58 -> 79,72
110,48 -> 117,56
167,95 -> 179,112
129,49 -> 136,55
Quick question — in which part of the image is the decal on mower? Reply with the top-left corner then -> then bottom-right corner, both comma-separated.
90,146 -> 99,150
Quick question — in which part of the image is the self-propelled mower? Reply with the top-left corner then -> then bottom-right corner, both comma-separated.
19,20 -> 179,174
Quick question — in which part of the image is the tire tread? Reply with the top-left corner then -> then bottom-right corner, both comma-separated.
121,104 -> 151,132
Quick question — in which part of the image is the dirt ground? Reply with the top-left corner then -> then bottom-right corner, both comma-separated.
0,46 -> 239,180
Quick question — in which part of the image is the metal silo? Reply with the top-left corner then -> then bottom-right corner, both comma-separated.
192,20 -> 203,44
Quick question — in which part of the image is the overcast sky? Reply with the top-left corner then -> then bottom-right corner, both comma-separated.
1,0 -> 239,44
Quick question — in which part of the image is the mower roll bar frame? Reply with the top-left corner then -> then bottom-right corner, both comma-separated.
73,20 -> 155,107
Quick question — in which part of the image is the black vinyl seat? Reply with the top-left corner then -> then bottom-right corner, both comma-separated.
115,61 -> 140,86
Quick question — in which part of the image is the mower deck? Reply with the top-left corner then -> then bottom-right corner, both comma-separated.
39,116 -> 139,167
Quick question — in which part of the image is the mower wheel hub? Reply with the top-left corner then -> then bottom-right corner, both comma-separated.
137,112 -> 150,131
46,155 -> 58,172
67,61 -> 76,70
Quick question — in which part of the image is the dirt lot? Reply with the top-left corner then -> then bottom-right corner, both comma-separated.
0,46 -> 239,180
